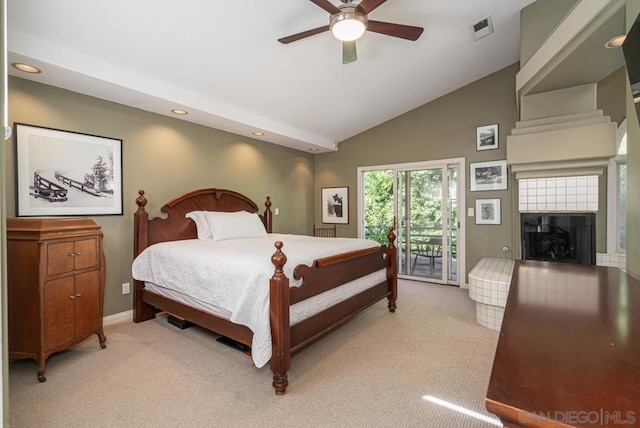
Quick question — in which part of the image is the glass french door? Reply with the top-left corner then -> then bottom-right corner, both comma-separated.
360,160 -> 462,285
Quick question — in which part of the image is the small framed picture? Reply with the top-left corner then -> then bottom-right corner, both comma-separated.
14,123 -> 123,216
321,186 -> 349,224
476,124 -> 498,151
470,159 -> 508,191
475,198 -> 501,225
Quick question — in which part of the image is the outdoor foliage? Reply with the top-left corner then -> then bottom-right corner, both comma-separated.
363,168 -> 458,245
363,170 -> 394,244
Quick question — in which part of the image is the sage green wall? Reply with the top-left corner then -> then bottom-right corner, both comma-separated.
520,0 -> 579,66
315,63 -> 520,283
626,0 -> 640,280
6,77 -> 315,316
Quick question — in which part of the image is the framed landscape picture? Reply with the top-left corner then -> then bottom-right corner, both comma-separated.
470,160 -> 508,192
15,123 -> 123,216
321,186 -> 349,224
475,198 -> 501,225
476,124 -> 499,151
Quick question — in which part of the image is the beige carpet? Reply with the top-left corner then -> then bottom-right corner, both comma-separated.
9,280 -> 500,427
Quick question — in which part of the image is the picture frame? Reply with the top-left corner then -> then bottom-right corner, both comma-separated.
475,198 -> 501,225
476,124 -> 499,151
321,186 -> 349,224
15,123 -> 123,216
470,159 -> 508,192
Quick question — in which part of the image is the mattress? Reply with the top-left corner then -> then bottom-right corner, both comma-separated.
132,233 -> 386,367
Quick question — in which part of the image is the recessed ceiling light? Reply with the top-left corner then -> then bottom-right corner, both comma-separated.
11,63 -> 41,74
252,132 -> 265,136
171,109 -> 188,115
309,147 -> 320,152
605,34 -> 626,48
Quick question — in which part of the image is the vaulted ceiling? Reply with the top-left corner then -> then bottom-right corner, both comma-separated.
8,0 -> 535,152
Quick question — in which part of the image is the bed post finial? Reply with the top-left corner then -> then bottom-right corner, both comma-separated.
270,240 -> 290,395
386,226 -> 396,250
271,240 -> 286,275
136,190 -> 148,213
263,196 -> 273,233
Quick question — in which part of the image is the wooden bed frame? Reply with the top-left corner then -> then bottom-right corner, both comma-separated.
133,188 -> 397,395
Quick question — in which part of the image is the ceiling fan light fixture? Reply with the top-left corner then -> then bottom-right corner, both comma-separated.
330,12 -> 367,42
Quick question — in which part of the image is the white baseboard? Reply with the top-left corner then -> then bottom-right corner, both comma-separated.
460,282 -> 469,290
103,310 -> 133,326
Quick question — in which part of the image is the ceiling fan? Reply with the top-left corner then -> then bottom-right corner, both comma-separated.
278,0 -> 424,64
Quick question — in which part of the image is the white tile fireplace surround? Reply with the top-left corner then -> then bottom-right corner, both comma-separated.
518,174 -> 625,270
518,175 -> 598,212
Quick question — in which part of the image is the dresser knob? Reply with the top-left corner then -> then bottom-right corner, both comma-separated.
75,293 -> 82,298
75,251 -> 82,256
69,295 -> 76,300
68,252 -> 76,257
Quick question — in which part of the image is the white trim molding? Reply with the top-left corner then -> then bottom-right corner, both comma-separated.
103,310 -> 133,326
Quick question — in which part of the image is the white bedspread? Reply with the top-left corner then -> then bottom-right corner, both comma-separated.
131,233 -> 382,368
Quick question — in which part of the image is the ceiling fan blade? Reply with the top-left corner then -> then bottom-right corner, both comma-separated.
278,25 -> 330,44
343,40 -> 357,64
356,0 -> 388,15
310,0 -> 341,15
367,20 -> 424,41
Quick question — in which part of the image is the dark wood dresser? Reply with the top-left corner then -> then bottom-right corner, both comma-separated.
7,218 -> 107,382
486,260 -> 640,427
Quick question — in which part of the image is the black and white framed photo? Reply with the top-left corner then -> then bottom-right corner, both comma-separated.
321,186 -> 349,224
476,124 -> 498,151
475,198 -> 501,225
15,123 -> 123,216
470,159 -> 508,191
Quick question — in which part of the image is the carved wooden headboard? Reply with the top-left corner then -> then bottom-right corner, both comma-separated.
134,188 -> 272,256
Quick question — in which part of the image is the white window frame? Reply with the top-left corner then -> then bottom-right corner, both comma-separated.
606,119 -> 627,254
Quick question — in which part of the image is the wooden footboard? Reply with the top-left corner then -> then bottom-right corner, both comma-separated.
269,230 -> 397,395
132,189 -> 397,395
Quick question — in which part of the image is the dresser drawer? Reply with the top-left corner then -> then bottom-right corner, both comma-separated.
47,238 -> 99,276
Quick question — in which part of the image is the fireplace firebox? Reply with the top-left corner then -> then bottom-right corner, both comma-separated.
521,213 -> 595,265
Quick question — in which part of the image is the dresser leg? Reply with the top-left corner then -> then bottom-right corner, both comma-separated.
97,330 -> 107,349
37,358 -> 46,382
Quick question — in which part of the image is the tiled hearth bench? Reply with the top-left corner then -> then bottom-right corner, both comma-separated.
468,257 -> 515,331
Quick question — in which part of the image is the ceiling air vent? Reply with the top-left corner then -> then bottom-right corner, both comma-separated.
471,16 -> 493,41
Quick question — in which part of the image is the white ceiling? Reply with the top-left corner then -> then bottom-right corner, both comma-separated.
7,0 -> 536,153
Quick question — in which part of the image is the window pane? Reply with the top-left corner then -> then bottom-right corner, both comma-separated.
618,133 -> 627,155
363,170 -> 394,244
619,162 -> 627,251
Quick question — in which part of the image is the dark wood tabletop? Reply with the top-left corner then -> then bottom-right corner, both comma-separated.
486,260 -> 640,427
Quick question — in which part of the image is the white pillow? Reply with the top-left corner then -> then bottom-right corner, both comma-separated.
185,211 -> 214,240
205,211 -> 267,241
